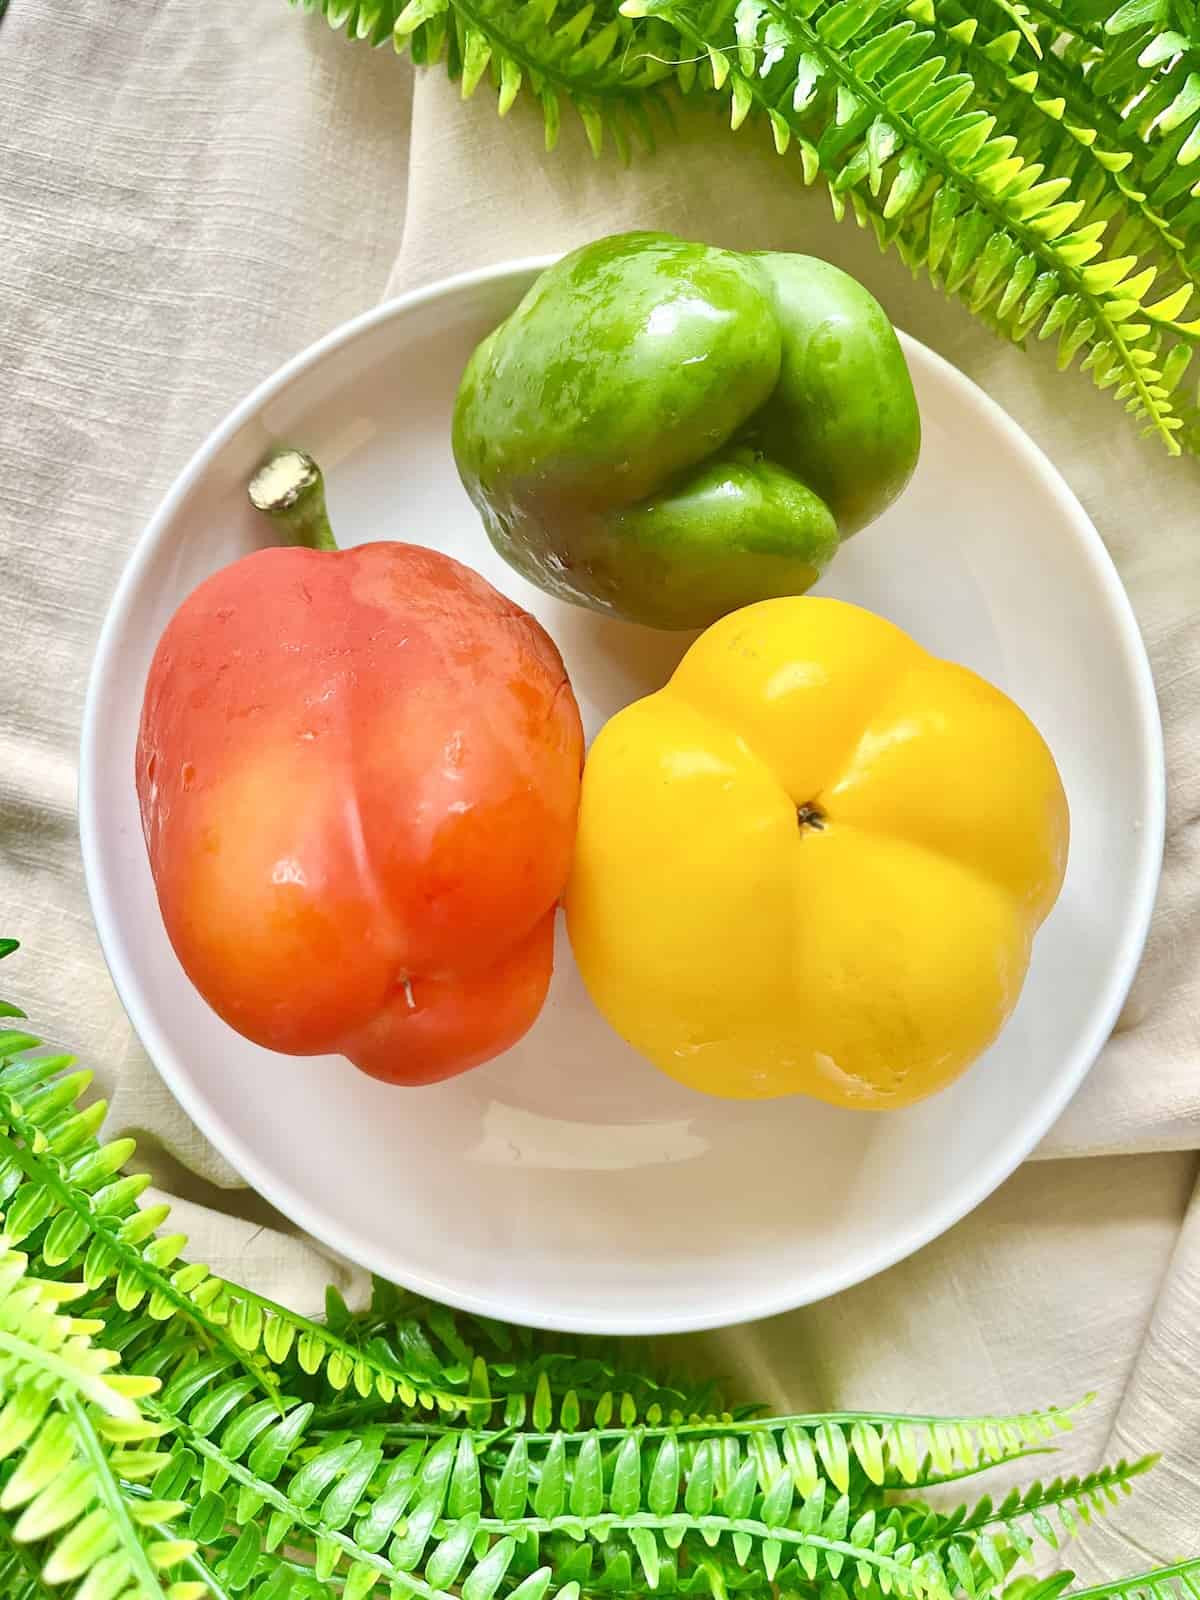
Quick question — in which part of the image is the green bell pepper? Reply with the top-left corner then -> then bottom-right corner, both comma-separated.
452,231 -> 920,630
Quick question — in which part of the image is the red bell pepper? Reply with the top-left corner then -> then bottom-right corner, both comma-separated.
136,450 -> 583,1086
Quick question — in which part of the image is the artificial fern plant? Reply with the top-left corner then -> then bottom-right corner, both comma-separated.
296,0 -> 1200,455
0,932 -> 1191,1600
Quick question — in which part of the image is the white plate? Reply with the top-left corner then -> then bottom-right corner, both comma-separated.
80,259 -> 1164,1336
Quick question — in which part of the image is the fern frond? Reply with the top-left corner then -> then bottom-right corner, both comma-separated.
136,1389 -> 1084,1600
0,1240 -> 198,1600
923,1 -> 1200,314
297,0 -> 676,158
1059,1557 -> 1200,1600
346,1279 -> 734,1429
297,0 -> 1200,449
137,1400 -> 965,1600
895,1455 -> 1157,1577
944,0 -> 1200,427
617,0 -> 1190,450
349,1396 -> 1084,1506
0,1048 -> 282,1409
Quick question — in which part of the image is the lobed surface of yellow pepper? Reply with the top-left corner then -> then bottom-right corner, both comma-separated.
566,598 -> 1069,1108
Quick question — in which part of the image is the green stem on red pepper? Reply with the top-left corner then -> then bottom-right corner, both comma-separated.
248,446 -> 338,551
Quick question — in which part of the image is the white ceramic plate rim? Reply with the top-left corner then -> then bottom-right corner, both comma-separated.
79,256 -> 1166,1335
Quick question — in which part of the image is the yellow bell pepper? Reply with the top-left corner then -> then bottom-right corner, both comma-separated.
566,597 -> 1069,1108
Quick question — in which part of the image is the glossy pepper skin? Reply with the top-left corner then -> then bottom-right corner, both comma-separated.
566,598 -> 1069,1108
453,232 -> 920,630
136,454 -> 583,1087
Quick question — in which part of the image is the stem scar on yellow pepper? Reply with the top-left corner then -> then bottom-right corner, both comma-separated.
565,596 -> 1069,1109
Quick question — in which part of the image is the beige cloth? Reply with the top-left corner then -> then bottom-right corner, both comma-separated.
2,0 -> 1198,1579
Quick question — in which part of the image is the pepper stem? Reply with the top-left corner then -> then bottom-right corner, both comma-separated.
796,802 -> 826,832
248,447 -> 338,551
